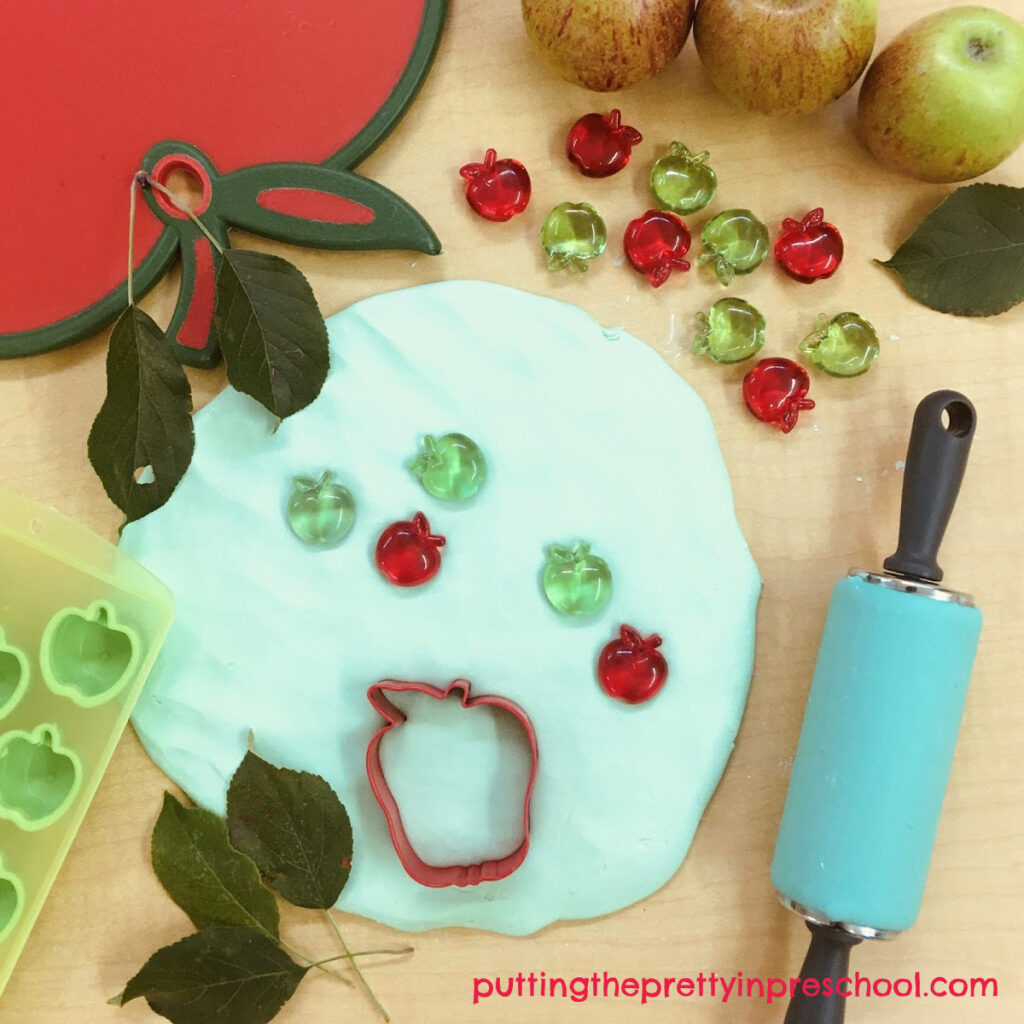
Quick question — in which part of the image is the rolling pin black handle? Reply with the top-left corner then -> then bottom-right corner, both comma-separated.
783,922 -> 863,1024
883,390 -> 976,584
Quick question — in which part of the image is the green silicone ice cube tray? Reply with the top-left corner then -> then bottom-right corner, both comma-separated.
0,489 -> 173,996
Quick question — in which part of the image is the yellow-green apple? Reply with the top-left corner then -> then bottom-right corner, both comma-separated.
857,6 -> 1024,182
521,0 -> 695,91
694,0 -> 877,115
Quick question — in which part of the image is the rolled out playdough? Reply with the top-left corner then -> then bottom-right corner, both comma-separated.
120,280 -> 760,935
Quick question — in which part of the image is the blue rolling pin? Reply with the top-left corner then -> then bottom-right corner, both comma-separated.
771,391 -> 983,1024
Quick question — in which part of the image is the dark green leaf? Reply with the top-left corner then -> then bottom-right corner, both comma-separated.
122,926 -> 307,1024
227,751 -> 352,909
214,249 -> 329,418
87,305 -> 194,522
152,792 -> 280,937
877,183 -> 1024,316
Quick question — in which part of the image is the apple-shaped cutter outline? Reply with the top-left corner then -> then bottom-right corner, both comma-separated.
0,723 -> 84,832
366,679 -> 539,887
0,852 -> 24,943
0,628 -> 30,721
39,600 -> 141,708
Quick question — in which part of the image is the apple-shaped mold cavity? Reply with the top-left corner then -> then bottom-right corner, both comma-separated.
0,629 -> 29,721
40,601 -> 140,707
0,724 -> 83,831
0,856 -> 24,943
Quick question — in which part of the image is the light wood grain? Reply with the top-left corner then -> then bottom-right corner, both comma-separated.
1,1 -> 1021,1021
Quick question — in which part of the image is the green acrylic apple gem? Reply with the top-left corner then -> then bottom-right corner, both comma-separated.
0,724 -> 83,831
799,312 -> 880,377
542,542 -> 612,616
697,208 -> 770,286
0,853 -> 24,943
41,601 -> 140,708
286,471 -> 356,547
410,433 -> 487,501
693,298 -> 767,364
541,202 -> 607,272
0,628 -> 29,721
649,142 -> 718,214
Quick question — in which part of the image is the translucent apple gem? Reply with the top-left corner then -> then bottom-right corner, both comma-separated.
541,202 -> 608,272
376,512 -> 446,587
597,625 -> 669,705
697,208 -> 770,286
459,148 -> 531,222
542,542 -> 612,616
693,298 -> 766,364
799,312 -> 880,377
566,109 -> 643,178
410,433 -> 487,501
623,210 -> 691,287
742,358 -> 815,433
775,208 -> 844,283
287,471 -> 356,547
649,142 -> 718,214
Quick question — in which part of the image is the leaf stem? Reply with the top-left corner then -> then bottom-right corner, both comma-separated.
127,175 -> 141,306
139,173 -> 226,255
311,946 -> 414,965
324,909 -> 391,1022
278,937 -> 353,988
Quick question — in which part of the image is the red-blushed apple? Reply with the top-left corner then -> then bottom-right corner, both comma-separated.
694,0 -> 877,115
521,0 -> 695,92
857,6 -> 1024,182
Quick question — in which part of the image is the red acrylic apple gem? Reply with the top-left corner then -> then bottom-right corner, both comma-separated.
459,148 -> 531,222
375,512 -> 446,587
774,208 -> 844,283
624,210 -> 692,287
566,109 -> 643,178
598,625 -> 669,705
742,357 -> 816,433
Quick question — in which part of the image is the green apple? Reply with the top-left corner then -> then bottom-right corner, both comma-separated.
522,0 -> 695,91
857,7 -> 1024,182
694,0 -> 877,115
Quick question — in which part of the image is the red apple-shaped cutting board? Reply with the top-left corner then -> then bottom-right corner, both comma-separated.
0,1 -> 446,365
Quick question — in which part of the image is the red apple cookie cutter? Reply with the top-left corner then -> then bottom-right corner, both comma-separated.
366,679 -> 539,888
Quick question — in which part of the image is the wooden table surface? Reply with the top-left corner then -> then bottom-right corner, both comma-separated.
1,2 -> 1021,1021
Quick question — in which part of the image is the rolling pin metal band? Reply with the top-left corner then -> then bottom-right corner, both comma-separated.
777,894 -> 900,941
850,568 -> 975,607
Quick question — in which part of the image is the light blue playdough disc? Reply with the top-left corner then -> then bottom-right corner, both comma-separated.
120,281 -> 760,935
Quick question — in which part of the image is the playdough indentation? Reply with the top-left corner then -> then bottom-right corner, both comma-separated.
41,601 -> 139,707
120,281 -> 761,935
0,631 -> 29,720
0,724 -> 83,831
0,858 -> 24,943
